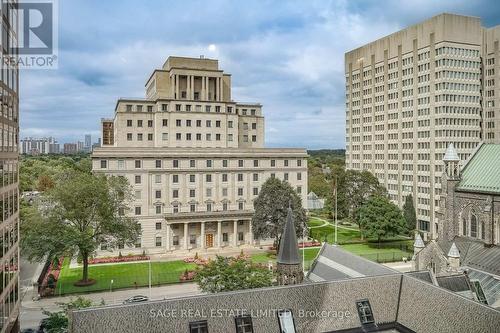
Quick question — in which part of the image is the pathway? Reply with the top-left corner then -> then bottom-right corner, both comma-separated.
309,216 -> 360,231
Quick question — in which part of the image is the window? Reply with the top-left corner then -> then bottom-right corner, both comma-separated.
190,160 -> 196,168
127,133 -> 132,141
135,175 -> 141,184
155,222 -> 162,230
148,120 -> 153,127
186,105 -> 191,112
284,160 -> 289,167
206,203 -> 212,212
253,173 -> 258,181
190,174 -> 196,183
175,104 -> 181,111
127,119 -> 132,127
206,120 -> 211,127
155,160 -> 162,168
173,175 -> 179,183
215,106 -> 221,113
271,159 -> 276,167
126,104 -> 132,112
190,235 -> 197,245
297,159 -> 302,167
176,133 -> 181,140
148,133 -> 153,141
196,133 -> 202,141
253,160 -> 259,167
162,119 -> 168,126
136,105 -> 143,112
189,320 -> 208,333
223,159 -> 228,167
173,190 -> 179,198
223,202 -> 228,211
190,204 -> 196,212
356,299 -> 375,325
137,133 -> 143,141
284,173 -> 289,181
135,207 -> 141,215
155,190 -> 161,199
162,133 -> 168,141
162,104 -> 168,111
252,123 -> 256,130
216,134 -> 221,141
147,105 -> 153,112
235,315 -> 254,333
277,310 -> 296,333
238,232 -> 244,241
228,121 -> 233,128
228,134 -> 233,141
253,187 -> 258,195
176,119 -> 182,127
470,215 -> 478,238
206,174 -> 212,182
223,233 -> 228,242
297,173 -> 302,181
206,133 -> 211,141
238,188 -> 243,196
206,160 -> 212,167
137,120 -> 143,127
173,236 -> 179,246
252,135 -> 256,142
238,160 -> 244,167
237,174 -> 243,182
196,120 -> 202,127
190,189 -> 196,197
186,119 -> 192,127
155,205 -> 162,214
238,202 -> 244,210
222,174 -> 228,182
216,120 -> 221,127
173,204 -> 179,213
173,160 -> 179,168
155,237 -> 162,247
100,160 -> 107,168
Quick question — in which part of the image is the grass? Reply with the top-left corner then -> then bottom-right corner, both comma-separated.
340,241 -> 413,263
56,258 -> 196,296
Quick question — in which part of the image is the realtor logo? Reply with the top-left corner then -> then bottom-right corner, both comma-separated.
4,0 -> 58,69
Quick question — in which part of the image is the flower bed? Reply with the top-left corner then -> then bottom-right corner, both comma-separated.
270,241 -> 321,250
179,270 -> 196,282
183,257 -> 208,266
89,255 -> 150,265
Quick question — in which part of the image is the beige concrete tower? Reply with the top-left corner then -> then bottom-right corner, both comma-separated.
345,13 -> 500,240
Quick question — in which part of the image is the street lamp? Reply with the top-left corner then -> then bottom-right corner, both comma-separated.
110,279 -> 114,292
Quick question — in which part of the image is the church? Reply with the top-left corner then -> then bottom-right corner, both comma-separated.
413,142 -> 500,308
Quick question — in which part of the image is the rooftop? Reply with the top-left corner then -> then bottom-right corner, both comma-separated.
456,143 -> 500,194
69,273 -> 500,333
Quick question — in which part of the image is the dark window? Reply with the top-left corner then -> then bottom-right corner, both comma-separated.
216,120 -> 221,127
356,299 -> 375,325
156,160 -> 162,168
223,233 -> 228,242
176,119 -> 182,127
206,160 -> 212,167
253,160 -> 258,167
237,174 -> 243,182
147,105 -> 153,112
148,133 -> 153,141
100,160 -> 107,168
173,160 -> 179,168
238,159 -> 244,167
252,123 -> 256,129
297,159 -> 302,167
271,159 -> 276,167
173,236 -> 179,246
235,315 -> 254,333
135,207 -> 141,215
190,160 -> 196,168
189,320 -> 208,333
223,160 -> 228,167
162,119 -> 168,126
470,215 -> 478,238
190,235 -> 197,245
127,119 -> 132,127
135,175 -> 141,184
222,174 -> 228,182
277,310 -> 296,333
155,222 -> 162,230
162,104 -> 168,111
155,237 -> 162,247
135,160 -> 141,168
173,175 -> 179,183
238,232 -> 244,241
137,120 -> 143,127
155,190 -> 161,199
148,120 -> 153,127
284,159 -> 289,167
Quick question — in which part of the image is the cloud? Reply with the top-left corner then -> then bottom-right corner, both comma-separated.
19,0 -> 499,149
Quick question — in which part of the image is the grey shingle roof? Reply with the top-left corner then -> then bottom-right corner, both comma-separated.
405,271 -> 433,284
277,206 -> 300,265
306,243 -> 397,281
436,275 -> 471,292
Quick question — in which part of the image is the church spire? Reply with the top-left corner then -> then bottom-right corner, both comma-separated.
276,203 -> 304,285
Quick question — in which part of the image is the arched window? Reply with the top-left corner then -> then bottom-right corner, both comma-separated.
470,215 -> 478,238
481,221 -> 485,240
462,218 -> 467,236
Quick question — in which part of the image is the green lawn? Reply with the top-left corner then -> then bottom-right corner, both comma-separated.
341,241 -> 413,263
56,258 -> 196,296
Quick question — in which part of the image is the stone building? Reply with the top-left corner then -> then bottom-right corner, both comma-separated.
92,56 -> 308,255
413,142 -> 500,308
345,13 -> 500,240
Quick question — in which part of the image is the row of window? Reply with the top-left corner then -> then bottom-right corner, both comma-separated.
101,158 -> 303,169
124,103 -> 260,116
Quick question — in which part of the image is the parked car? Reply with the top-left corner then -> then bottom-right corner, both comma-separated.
123,295 -> 149,304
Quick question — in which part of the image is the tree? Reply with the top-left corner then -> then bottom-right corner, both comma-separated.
21,171 -> 141,285
41,296 -> 94,332
195,255 -> 273,293
403,194 -> 417,234
252,177 -> 307,248
358,195 -> 407,245
37,174 -> 55,191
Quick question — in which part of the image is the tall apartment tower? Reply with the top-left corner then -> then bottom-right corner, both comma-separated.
92,56 -> 308,254
345,13 -> 500,240
0,1 -> 20,332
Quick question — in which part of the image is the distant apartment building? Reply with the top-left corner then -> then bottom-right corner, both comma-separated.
345,13 -> 500,240
0,2 -> 20,332
84,134 -> 92,152
92,56 -> 308,254
20,137 -> 59,155
63,143 -> 78,154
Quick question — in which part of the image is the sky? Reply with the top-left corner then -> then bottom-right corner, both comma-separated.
19,0 -> 500,149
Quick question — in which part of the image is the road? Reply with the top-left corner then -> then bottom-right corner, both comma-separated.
20,282 -> 201,330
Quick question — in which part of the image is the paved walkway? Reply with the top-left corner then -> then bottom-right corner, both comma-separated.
310,216 -> 360,231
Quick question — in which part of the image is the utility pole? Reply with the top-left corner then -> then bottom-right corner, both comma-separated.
335,175 -> 338,245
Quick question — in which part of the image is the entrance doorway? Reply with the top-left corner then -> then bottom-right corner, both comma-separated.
205,234 -> 214,248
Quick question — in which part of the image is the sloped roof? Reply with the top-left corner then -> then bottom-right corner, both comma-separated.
307,243 -> 396,282
436,275 -> 471,292
277,206 -> 300,265
438,237 -> 500,276
456,144 -> 500,194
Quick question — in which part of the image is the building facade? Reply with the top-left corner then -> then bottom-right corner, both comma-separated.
0,1 -> 20,332
20,137 -> 59,155
345,13 -> 500,240
92,56 -> 308,254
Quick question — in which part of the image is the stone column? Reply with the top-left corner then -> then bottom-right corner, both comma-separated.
191,76 -> 195,99
201,221 -> 205,249
248,220 -> 253,246
186,75 -> 190,100
233,220 -> 238,247
166,223 -> 171,252
201,76 -> 205,100
175,74 -> 179,99
220,77 -> 224,101
216,77 -> 220,101
184,222 -> 189,250
217,221 -> 222,248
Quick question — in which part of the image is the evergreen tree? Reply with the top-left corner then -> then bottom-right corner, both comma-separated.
403,194 -> 417,234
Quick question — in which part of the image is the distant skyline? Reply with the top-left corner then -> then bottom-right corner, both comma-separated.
20,0 -> 500,149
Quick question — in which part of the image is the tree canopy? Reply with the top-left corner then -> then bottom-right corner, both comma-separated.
358,195 -> 407,243
403,194 -> 417,234
252,177 -> 307,247
21,171 -> 141,283
195,255 -> 274,293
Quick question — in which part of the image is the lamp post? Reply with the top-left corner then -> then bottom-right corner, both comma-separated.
302,227 -> 305,273
334,175 -> 338,246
